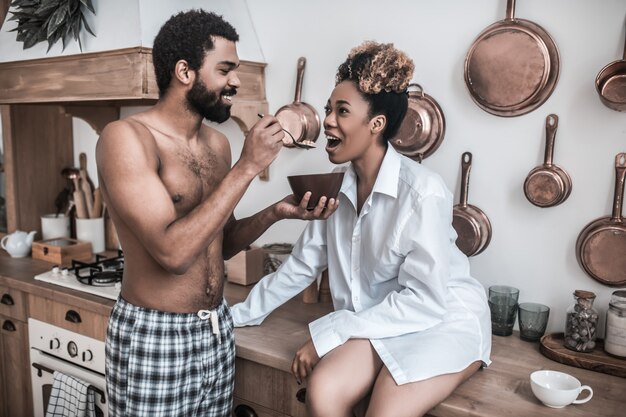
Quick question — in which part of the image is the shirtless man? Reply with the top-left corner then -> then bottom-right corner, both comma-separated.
96,10 -> 337,417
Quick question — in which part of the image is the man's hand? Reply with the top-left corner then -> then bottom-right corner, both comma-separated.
238,115 -> 285,176
274,193 -> 339,221
291,338 -> 320,384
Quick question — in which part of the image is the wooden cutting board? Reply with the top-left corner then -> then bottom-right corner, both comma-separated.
540,332 -> 626,378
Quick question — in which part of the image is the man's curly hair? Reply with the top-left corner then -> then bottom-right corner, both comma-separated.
152,10 -> 239,97
335,41 -> 415,141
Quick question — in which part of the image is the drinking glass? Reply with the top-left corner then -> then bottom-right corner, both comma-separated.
488,285 -> 520,336
518,302 -> 550,342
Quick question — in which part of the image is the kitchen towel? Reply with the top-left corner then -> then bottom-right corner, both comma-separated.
45,371 -> 96,417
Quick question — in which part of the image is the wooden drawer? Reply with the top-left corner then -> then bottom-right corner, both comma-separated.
28,294 -> 108,341
0,285 -> 27,322
233,397 -> 289,417
234,358 -> 307,417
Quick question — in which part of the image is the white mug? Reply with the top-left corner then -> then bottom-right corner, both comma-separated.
76,217 -> 105,254
530,370 -> 593,408
41,214 -> 70,240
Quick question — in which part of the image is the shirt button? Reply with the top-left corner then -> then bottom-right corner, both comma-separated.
353,296 -> 359,302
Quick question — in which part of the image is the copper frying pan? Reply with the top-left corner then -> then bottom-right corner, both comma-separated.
392,84 -> 446,162
275,57 -> 320,148
452,152 -> 492,257
576,153 -> 626,286
464,0 -> 560,117
596,23 -> 626,112
524,114 -> 572,207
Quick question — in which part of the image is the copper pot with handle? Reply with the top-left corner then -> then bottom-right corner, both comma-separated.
596,22 -> 626,112
524,114 -> 572,207
392,84 -> 445,162
464,0 -> 560,117
452,152 -> 492,257
275,57 -> 320,148
576,153 -> 626,286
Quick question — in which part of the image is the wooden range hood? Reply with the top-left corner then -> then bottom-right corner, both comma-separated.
0,47 -> 268,233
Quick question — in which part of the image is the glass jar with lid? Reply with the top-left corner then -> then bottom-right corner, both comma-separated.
564,290 -> 598,353
605,290 -> 626,358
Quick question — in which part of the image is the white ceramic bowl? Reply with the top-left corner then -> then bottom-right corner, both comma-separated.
530,370 -> 593,408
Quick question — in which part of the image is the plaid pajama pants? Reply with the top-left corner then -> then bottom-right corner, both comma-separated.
105,297 -> 235,417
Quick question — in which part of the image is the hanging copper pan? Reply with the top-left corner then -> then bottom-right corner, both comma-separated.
452,152 -> 492,257
524,114 -> 572,207
576,153 -> 626,287
464,0 -> 560,117
596,23 -> 626,112
392,84 -> 445,162
275,57 -> 320,149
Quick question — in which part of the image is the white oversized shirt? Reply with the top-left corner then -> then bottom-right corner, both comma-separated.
231,147 -> 491,384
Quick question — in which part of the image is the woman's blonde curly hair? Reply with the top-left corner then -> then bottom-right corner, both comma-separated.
336,41 -> 414,94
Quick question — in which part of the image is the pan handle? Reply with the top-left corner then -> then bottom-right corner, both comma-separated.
407,83 -> 425,97
543,114 -> 559,166
610,153 -> 626,222
505,0 -> 516,21
459,152 -> 473,208
294,57 -> 306,104
622,21 -> 626,60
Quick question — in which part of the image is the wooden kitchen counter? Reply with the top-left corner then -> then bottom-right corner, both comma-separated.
1,251 -> 624,416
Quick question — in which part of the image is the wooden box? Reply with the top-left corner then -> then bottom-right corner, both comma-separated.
32,238 -> 92,266
226,246 -> 265,286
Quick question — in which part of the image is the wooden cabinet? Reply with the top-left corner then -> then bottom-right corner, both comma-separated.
0,286 -> 32,417
233,358 -> 307,417
28,294 -> 108,341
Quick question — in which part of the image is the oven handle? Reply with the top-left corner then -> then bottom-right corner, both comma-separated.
31,362 -> 106,404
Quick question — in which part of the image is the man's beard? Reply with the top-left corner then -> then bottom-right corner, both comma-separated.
186,78 -> 235,123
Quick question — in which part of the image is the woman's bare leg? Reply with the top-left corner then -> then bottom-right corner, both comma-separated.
365,361 -> 482,417
306,339 -> 382,417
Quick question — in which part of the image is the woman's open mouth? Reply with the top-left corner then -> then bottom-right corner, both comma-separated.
325,134 -> 342,151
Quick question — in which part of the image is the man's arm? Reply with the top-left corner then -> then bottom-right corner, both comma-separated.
222,193 -> 339,259
96,116 -> 283,274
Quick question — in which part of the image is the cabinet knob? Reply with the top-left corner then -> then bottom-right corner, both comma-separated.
65,310 -> 82,323
2,320 -> 16,332
233,404 -> 258,417
296,387 -> 307,404
1,293 -> 14,305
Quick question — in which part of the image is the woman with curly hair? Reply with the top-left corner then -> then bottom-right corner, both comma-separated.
231,41 -> 492,417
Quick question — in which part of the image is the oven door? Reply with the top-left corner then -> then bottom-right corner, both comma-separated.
30,347 -> 108,417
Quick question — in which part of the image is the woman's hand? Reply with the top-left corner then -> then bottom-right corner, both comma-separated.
274,193 -> 339,221
291,338 -> 320,383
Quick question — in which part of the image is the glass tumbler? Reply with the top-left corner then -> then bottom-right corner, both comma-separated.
488,285 -> 520,336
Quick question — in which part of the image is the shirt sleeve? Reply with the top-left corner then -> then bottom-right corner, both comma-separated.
309,194 -> 453,357
230,219 -> 328,327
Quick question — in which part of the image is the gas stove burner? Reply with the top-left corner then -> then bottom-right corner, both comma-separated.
71,250 -> 124,287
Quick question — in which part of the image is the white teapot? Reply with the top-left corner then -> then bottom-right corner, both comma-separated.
1,230 -> 37,258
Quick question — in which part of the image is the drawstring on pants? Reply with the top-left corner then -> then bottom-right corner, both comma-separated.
197,309 -> 221,344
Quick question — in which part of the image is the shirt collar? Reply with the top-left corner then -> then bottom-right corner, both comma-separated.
339,146 -> 402,208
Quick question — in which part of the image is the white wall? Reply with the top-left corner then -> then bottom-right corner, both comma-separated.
237,0 -> 626,336
5,0 -> 626,335
0,0 -> 262,62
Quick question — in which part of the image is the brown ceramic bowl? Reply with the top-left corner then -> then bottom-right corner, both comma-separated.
287,172 -> 345,209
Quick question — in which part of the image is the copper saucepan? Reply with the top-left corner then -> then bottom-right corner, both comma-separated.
576,153 -> 626,286
596,23 -> 626,112
524,114 -> 572,207
392,84 -> 446,162
275,57 -> 320,148
464,0 -> 560,117
452,152 -> 492,257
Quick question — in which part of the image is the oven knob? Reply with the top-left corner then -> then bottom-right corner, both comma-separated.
52,266 -> 60,274
49,338 -> 61,350
82,349 -> 93,362
61,268 -> 69,276
67,341 -> 78,358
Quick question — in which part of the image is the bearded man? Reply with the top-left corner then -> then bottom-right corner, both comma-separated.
96,10 -> 337,417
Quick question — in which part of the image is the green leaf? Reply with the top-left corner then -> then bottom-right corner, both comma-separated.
79,0 -> 94,14
22,29 -> 40,49
35,1 -> 61,18
46,6 -> 67,38
71,14 -> 80,40
80,12 -> 94,36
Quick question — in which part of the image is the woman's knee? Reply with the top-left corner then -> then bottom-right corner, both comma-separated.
306,368 -> 357,416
